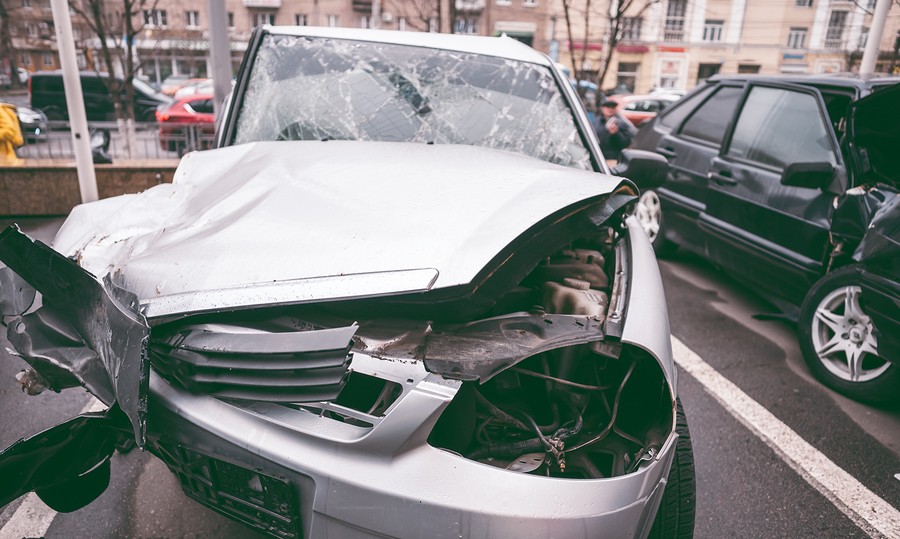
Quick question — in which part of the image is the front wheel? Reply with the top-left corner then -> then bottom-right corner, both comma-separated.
647,398 -> 695,539
636,189 -> 677,257
798,265 -> 900,403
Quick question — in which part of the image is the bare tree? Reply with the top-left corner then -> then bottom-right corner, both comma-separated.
384,0 -> 440,32
595,0 -> 659,95
0,0 -> 23,90
558,0 -> 659,101
69,0 -> 160,157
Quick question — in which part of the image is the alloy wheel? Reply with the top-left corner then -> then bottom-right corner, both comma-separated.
810,285 -> 888,383
636,190 -> 662,242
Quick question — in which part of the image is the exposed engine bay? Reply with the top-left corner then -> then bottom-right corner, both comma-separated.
146,228 -> 673,481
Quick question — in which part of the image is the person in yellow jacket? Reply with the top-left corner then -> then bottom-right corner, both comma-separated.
0,102 -> 24,162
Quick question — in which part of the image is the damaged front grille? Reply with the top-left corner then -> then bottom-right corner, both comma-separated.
150,323 -> 357,402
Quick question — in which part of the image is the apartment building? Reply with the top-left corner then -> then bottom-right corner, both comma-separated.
1,0 -> 93,76
554,0 -> 900,94
95,0 -> 553,84
3,0 -> 897,91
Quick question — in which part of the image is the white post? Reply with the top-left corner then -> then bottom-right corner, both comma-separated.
207,0 -> 232,117
49,0 -> 97,204
860,0 -> 891,74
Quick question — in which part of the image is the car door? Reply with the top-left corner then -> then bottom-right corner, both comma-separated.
700,82 -> 844,305
651,82 -> 743,252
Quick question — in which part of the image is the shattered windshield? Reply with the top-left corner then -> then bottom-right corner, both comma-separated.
233,35 -> 593,170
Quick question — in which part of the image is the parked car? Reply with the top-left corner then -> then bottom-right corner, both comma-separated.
15,104 -> 48,141
633,74 -> 900,402
0,28 -> 686,539
0,101 -> 47,142
608,94 -> 680,127
160,74 -> 194,96
156,93 -> 216,154
29,71 -> 171,122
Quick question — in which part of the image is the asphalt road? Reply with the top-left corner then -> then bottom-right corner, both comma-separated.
0,218 -> 898,538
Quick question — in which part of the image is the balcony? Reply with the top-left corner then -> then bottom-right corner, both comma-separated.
352,0 -> 372,12
242,0 -> 282,7
456,0 -> 486,13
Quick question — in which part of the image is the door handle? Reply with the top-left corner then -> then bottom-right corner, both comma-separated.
708,170 -> 737,186
655,146 -> 677,159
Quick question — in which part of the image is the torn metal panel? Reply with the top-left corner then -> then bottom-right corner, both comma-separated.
423,313 -> 605,382
0,408 -> 123,510
0,267 -> 35,319
0,226 -> 149,445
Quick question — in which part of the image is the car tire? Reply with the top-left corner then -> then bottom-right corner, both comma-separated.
647,398 -> 695,539
798,265 -> 900,403
636,189 -> 677,257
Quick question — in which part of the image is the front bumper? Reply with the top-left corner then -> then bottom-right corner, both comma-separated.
147,348 -> 676,539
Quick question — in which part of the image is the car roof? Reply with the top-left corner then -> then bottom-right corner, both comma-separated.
706,73 -> 900,91
265,26 -> 552,66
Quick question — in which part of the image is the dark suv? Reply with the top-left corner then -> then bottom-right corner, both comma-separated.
633,74 -> 900,402
30,71 -> 170,122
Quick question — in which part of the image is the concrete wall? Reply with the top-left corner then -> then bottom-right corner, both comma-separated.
0,160 -> 179,216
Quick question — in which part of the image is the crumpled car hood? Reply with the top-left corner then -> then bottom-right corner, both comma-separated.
53,141 -> 627,319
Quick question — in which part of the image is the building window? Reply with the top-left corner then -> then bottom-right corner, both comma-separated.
398,17 -> 407,31
697,63 -> 720,80
26,23 -> 37,37
360,15 -> 370,28
496,0 -> 512,5
703,20 -> 723,42
795,0 -> 813,6
143,9 -> 168,28
428,16 -> 437,32
664,0 -> 686,42
327,14 -> 338,27
621,17 -> 642,41
23,0 -> 31,8
42,53 -> 53,67
185,10 -> 200,28
738,63 -> 760,74
295,13 -> 308,25
825,10 -> 847,50
617,62 -> 639,93
523,0 -> 537,6
455,17 -> 477,34
253,12 -> 276,26
858,26 -> 868,50
20,53 -> 30,66
228,12 -> 235,27
787,27 -> 807,48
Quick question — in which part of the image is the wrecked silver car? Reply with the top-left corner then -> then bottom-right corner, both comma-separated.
0,28 -> 691,538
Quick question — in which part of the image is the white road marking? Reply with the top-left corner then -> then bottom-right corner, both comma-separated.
672,336 -> 900,539
0,398 -> 106,539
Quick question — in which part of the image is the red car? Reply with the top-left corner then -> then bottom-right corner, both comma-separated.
607,94 -> 680,127
156,94 -> 216,154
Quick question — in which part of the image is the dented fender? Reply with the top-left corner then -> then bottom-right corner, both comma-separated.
0,226 -> 150,446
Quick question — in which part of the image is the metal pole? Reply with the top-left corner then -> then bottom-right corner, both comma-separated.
49,0 -> 98,204
860,0 -> 890,75
207,0 -> 233,117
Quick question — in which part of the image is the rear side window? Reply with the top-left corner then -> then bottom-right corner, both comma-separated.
658,84 -> 715,129
678,86 -> 742,145
190,99 -> 215,114
81,77 -> 109,95
727,86 -> 836,169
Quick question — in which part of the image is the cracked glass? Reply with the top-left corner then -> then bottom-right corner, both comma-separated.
234,35 -> 593,169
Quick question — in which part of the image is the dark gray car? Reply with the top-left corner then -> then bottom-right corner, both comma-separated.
633,74 -> 900,403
